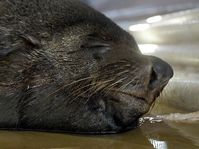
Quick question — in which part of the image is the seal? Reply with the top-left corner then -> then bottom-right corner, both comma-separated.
0,0 -> 173,134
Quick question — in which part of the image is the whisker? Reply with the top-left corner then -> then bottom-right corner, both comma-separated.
103,77 -> 129,96
84,84 -> 109,105
48,76 -> 94,97
67,86 -> 95,104
69,83 -> 94,96
107,77 -> 128,89
67,79 -> 114,105
51,62 -> 132,104
86,69 -> 130,98
71,79 -> 114,96
84,79 -> 115,104
119,78 -> 135,90
115,70 -> 130,77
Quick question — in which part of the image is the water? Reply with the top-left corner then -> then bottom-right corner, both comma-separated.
0,119 -> 198,149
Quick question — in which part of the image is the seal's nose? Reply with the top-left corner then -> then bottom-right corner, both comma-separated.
148,56 -> 173,90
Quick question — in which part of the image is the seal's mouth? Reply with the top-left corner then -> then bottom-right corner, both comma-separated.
109,86 -> 165,105
110,89 -> 147,102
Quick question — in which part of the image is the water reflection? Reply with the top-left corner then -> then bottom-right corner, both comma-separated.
0,129 -> 153,149
141,120 -> 199,149
0,120 -> 198,149
148,139 -> 168,149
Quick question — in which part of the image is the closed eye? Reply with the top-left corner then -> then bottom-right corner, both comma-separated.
81,34 -> 111,54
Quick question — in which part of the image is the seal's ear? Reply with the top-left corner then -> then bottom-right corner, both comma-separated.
0,34 -> 40,59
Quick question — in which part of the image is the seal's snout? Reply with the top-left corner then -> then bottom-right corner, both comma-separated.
148,56 -> 173,90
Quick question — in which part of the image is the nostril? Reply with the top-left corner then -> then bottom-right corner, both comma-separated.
149,67 -> 158,89
148,56 -> 174,90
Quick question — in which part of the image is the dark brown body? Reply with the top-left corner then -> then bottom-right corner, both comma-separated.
0,0 -> 173,133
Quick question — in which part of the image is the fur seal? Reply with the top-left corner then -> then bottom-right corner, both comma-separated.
0,0 -> 173,134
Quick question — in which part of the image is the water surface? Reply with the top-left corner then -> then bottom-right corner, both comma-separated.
0,119 -> 198,149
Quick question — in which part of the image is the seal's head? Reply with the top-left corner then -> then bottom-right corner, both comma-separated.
0,0 -> 173,133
